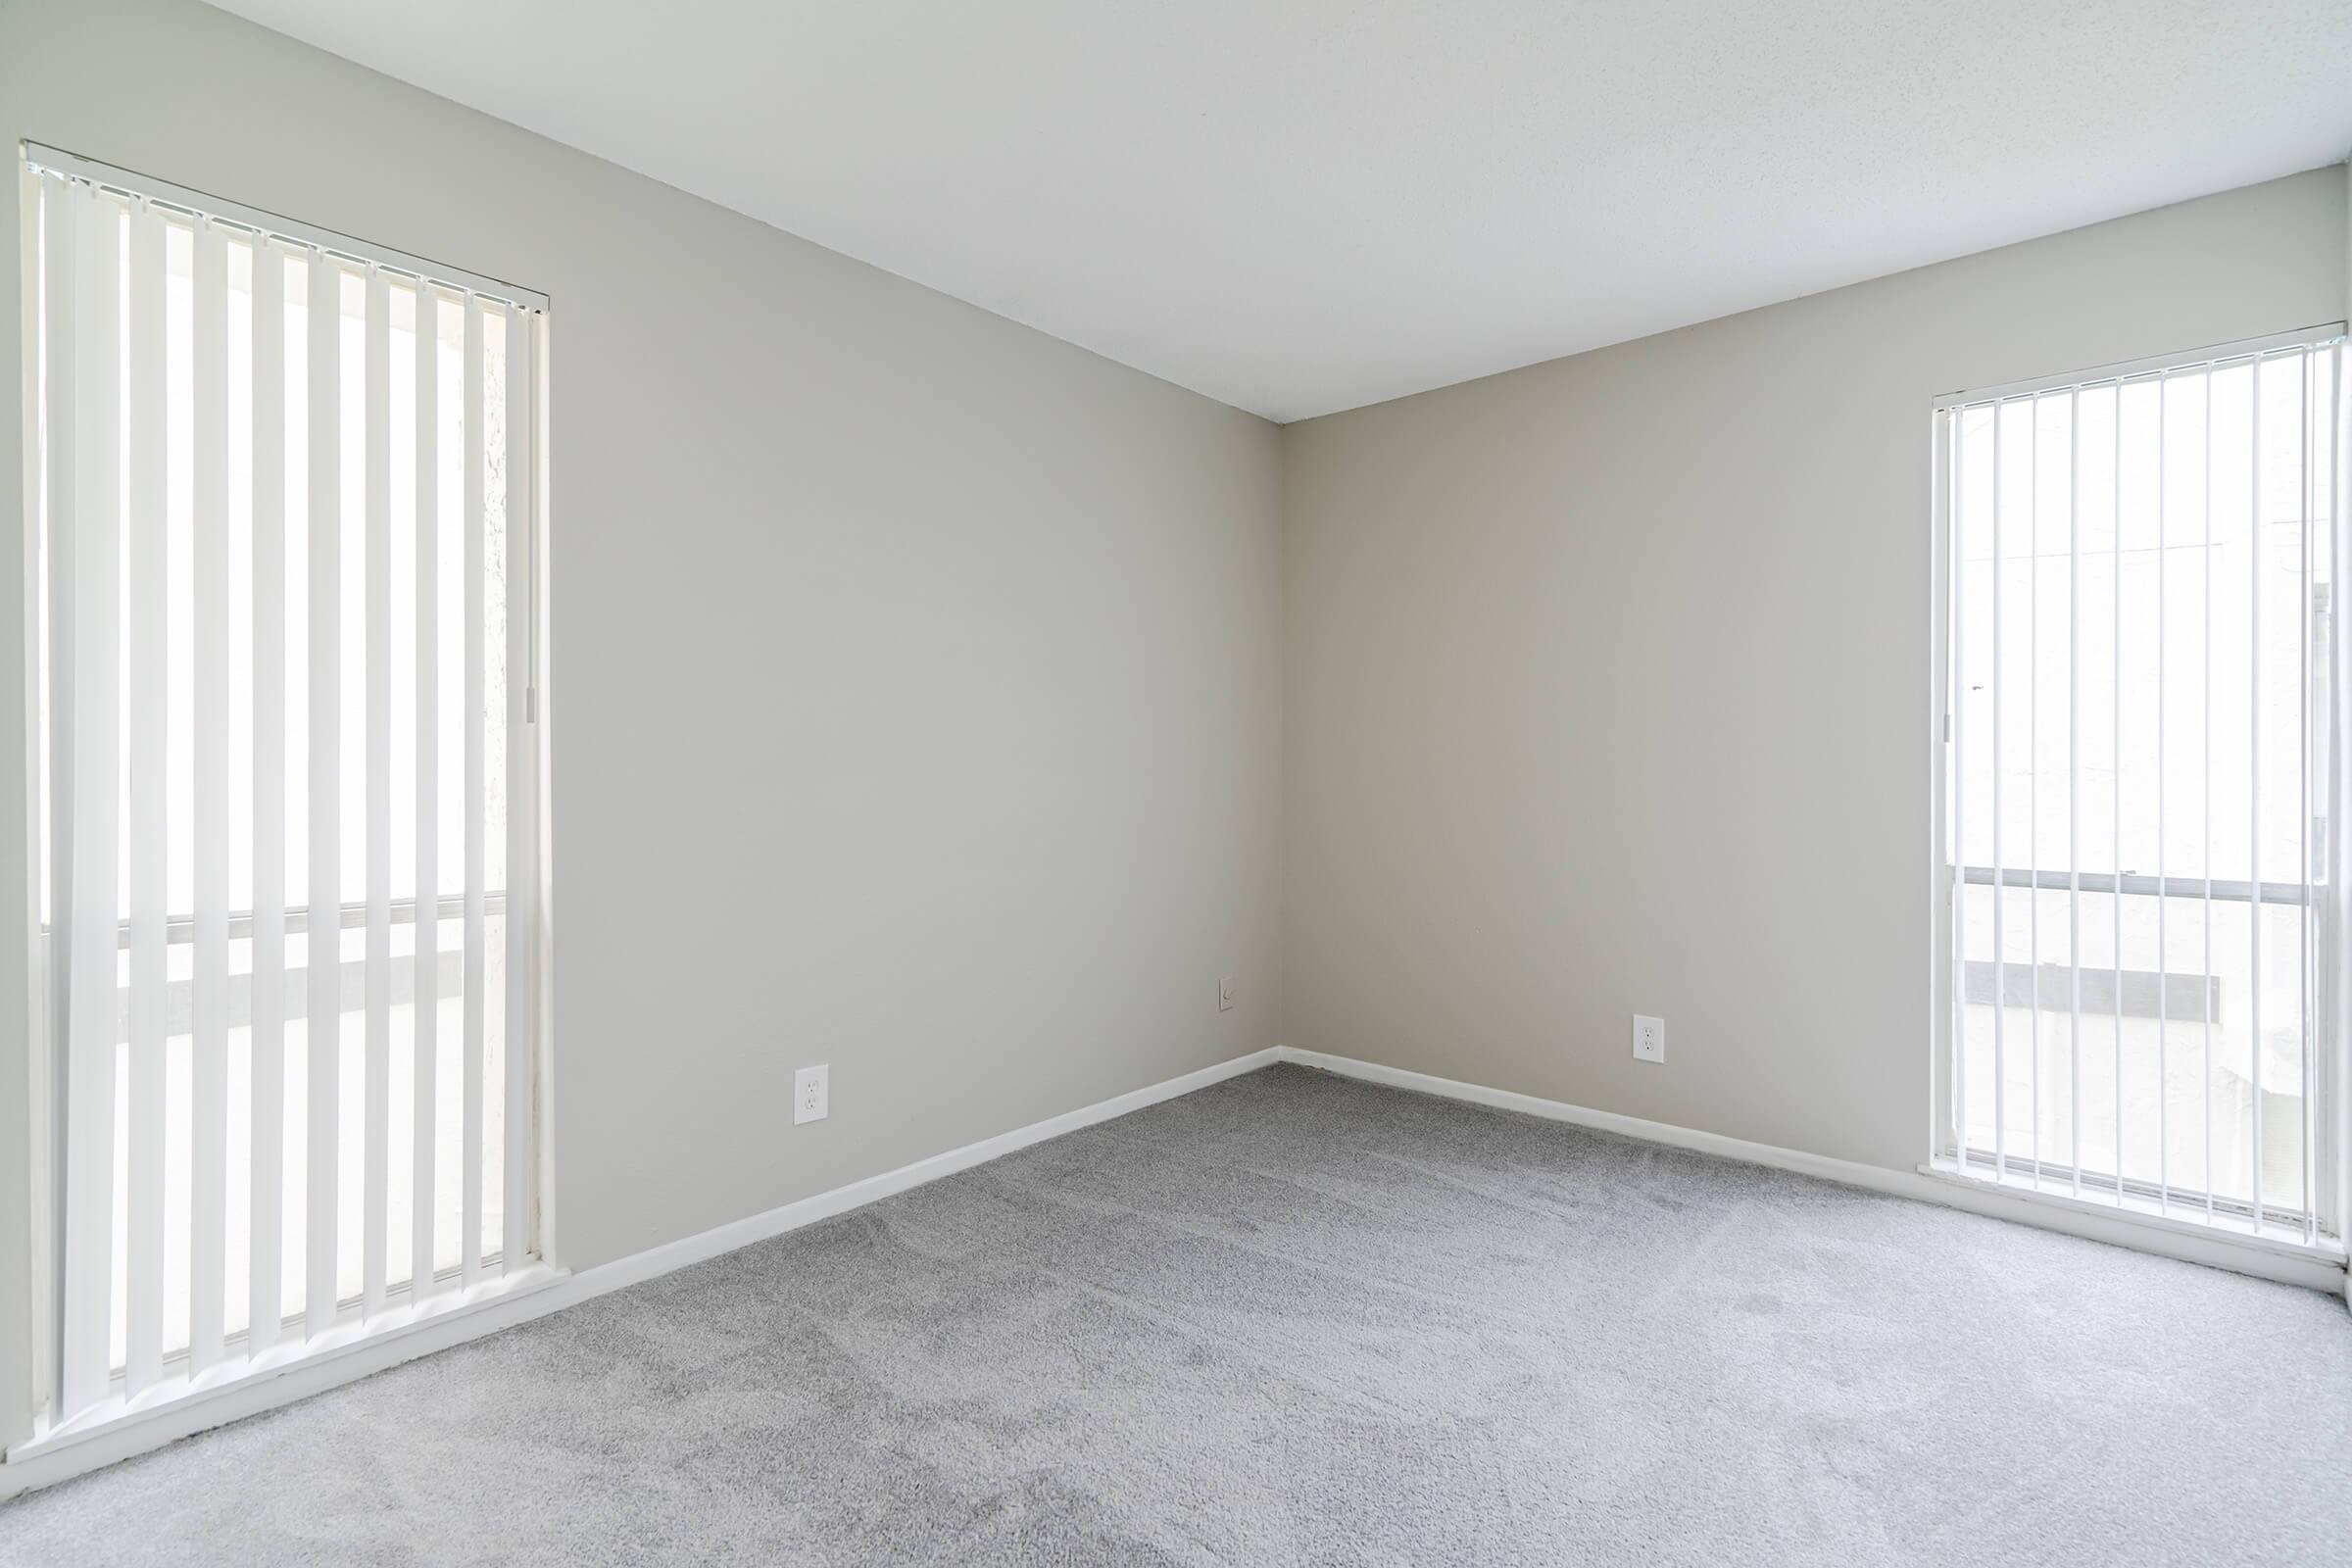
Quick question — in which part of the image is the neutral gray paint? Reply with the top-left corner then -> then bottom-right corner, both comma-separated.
1282,168 -> 2348,1178
4,0 -> 2349,1491
6,1065 -> 2347,1564
0,0 -> 1283,1450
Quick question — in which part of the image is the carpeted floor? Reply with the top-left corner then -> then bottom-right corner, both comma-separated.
4,1061 -> 2348,1565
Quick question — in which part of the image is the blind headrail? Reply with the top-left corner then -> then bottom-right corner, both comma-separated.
22,141 -> 550,313
1934,324 -> 2345,411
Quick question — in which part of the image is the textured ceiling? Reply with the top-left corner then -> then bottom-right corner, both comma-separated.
204,0 -> 2352,422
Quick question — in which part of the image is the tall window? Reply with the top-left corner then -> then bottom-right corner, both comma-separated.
1936,329 -> 2343,1247
23,147 -> 545,1427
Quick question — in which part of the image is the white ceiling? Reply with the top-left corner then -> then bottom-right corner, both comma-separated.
207,0 -> 2352,423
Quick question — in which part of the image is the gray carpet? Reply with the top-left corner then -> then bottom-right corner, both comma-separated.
4,1062 -> 2348,1566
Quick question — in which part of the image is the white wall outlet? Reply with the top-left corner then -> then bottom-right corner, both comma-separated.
794,1064 -> 829,1125
1632,1015 -> 1665,1064
1218,975 -> 1236,1011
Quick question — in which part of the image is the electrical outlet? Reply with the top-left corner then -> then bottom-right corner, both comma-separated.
1218,976 -> 1236,1012
794,1064 -> 829,1125
1632,1015 -> 1665,1064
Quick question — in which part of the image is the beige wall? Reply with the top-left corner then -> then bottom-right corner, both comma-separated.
1283,169 -> 2347,1177
0,0 -> 1284,1447
4,0 -> 2347,1469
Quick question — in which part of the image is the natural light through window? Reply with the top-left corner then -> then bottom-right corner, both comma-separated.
24,147 -> 545,1427
1936,330 -> 2343,1247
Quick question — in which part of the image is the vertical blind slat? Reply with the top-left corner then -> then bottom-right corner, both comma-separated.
61,180 -> 122,1416
2027,401 -> 2041,1186
2155,379 -> 2170,1210
1990,404 -> 2006,1183
461,298 -> 486,1285
307,252 -> 343,1338
363,266 -> 393,1315
2111,386 -> 2125,1197
1950,411 -> 1967,1162
249,239 -> 288,1354
190,216 -> 232,1373
2191,383 -> 2211,1222
2067,387 -> 2082,1199
38,172 -> 81,1415
2249,366 -> 2264,1218
504,306 -> 533,1274
123,197 -> 168,1396
412,286 -> 440,1302
2300,353 -> 2321,1241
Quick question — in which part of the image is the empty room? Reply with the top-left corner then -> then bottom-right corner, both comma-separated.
1,0 -> 2349,1561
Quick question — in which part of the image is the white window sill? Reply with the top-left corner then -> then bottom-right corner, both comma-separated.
4,1263 -> 568,1489
1918,1157 -> 2345,1273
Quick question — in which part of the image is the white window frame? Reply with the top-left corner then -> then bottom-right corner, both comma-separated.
8,143 -> 560,1465
1924,324 -> 2351,1272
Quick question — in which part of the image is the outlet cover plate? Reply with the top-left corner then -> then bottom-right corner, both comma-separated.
1632,1015 -> 1665,1064
795,1063 -> 830,1125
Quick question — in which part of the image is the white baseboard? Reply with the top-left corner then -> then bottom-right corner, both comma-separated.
0,1046 -> 1281,1502
1276,1048 -> 2348,1295
8,1039 -> 2336,1501
558,1047 -> 1279,1301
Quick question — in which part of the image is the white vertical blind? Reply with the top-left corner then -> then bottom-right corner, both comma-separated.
305,246 -> 341,1340
190,215 -> 232,1375
461,297 -> 486,1289
363,264 -> 393,1317
504,303 -> 534,1277
1941,330 -> 2344,1244
123,197 -> 167,1396
60,179 -> 122,1417
249,239 -> 287,1356
411,284 -> 441,1305
25,153 -> 545,1426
